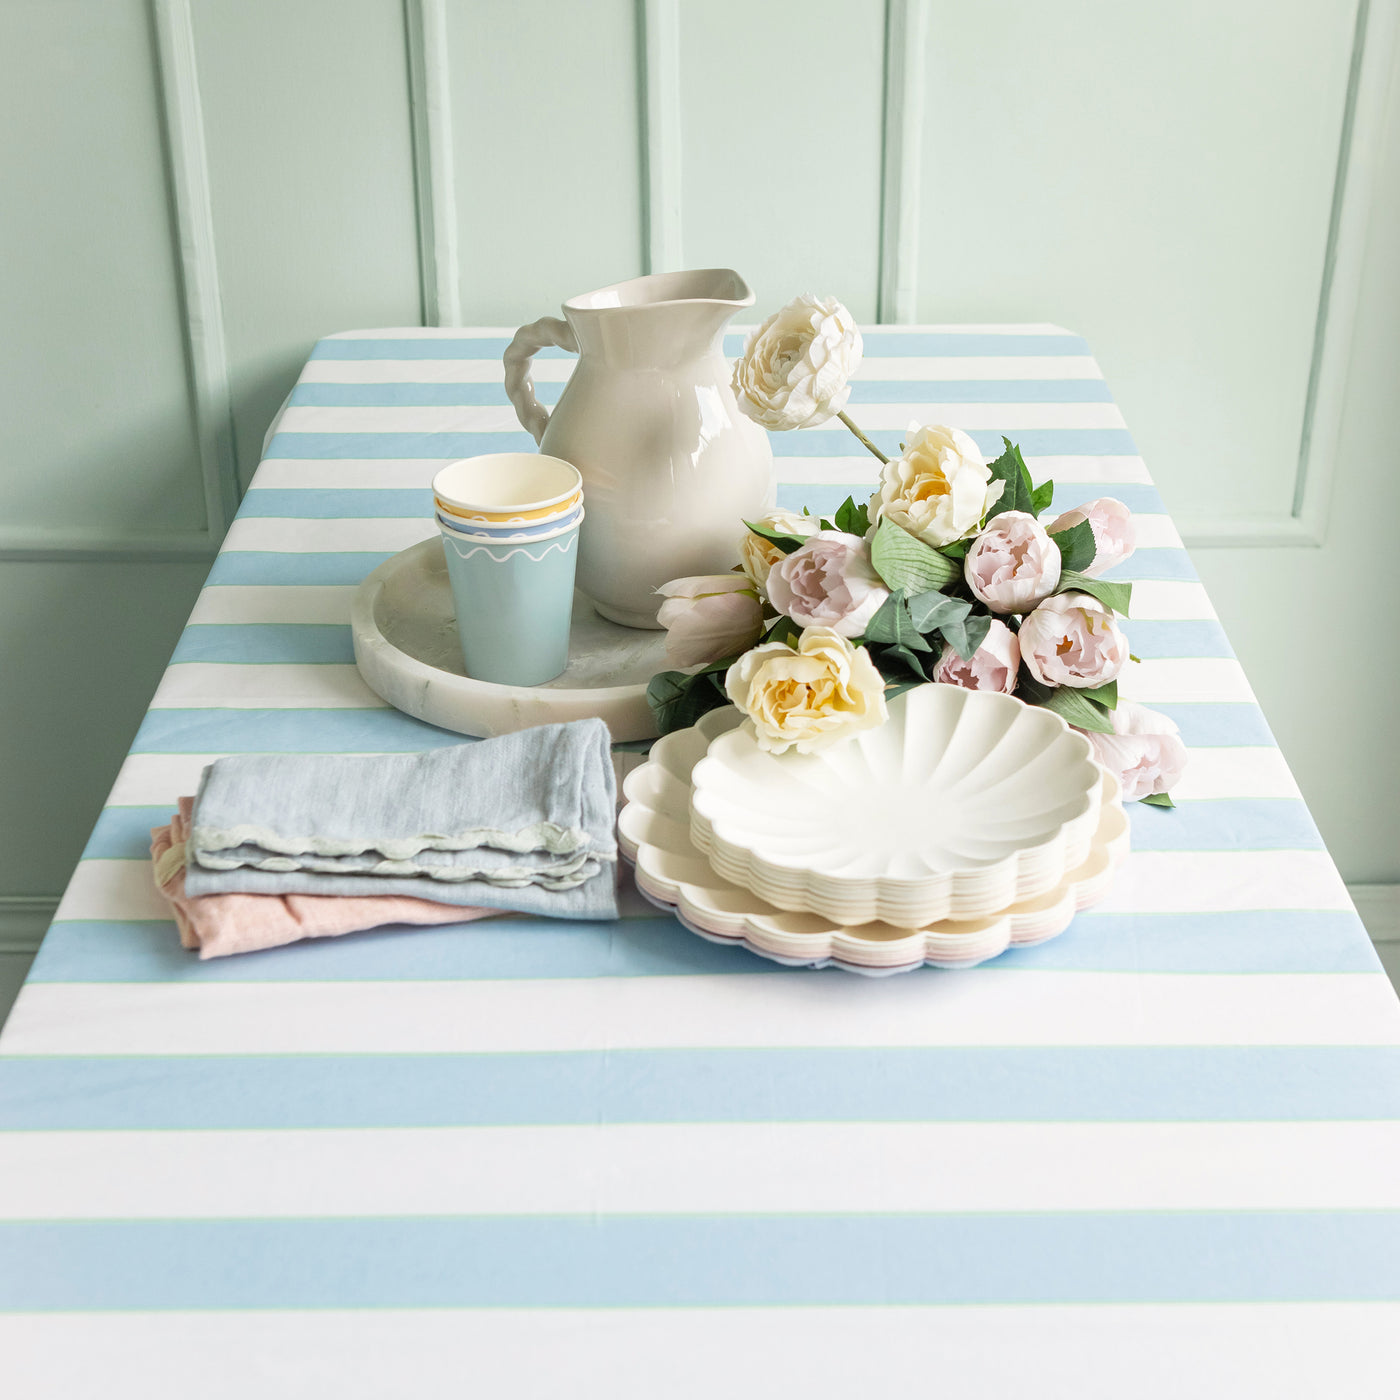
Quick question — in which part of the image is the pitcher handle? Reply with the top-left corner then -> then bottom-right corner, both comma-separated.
504,316 -> 579,445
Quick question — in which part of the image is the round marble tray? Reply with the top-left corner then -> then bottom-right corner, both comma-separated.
351,538 -> 669,740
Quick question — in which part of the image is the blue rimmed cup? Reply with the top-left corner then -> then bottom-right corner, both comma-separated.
437,510 -> 583,686
435,499 -> 584,542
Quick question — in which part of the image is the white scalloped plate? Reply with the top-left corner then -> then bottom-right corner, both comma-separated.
689,685 -> 1103,926
619,706 -> 1128,976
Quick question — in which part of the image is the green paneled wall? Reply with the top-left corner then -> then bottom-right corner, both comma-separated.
0,0 -> 204,533
1,0 -> 1396,939
0,560 -> 210,896
1194,44 -> 1400,883
193,0 -> 424,489
679,0 -> 886,317
917,0 -> 1355,524
447,0 -> 644,322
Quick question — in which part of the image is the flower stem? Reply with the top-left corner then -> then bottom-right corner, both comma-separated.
838,410 -> 889,464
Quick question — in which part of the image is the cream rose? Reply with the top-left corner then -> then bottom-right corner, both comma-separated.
1077,700 -> 1187,802
724,627 -> 888,754
870,424 -> 1004,547
1019,591 -> 1129,689
732,294 -> 863,431
765,530 -> 890,638
739,508 -> 822,589
656,575 -> 764,667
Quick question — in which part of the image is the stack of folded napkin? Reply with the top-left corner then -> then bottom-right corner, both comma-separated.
150,719 -> 618,958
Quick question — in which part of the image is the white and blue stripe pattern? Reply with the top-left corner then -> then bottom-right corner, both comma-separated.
3,325 -> 1398,1397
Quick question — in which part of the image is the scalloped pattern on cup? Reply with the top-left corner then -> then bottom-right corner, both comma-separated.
617,705 -> 1129,977
687,685 -> 1103,926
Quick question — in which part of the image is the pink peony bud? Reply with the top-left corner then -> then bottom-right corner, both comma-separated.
933,618 -> 1020,694
1019,592 -> 1128,689
1048,496 -> 1136,577
963,510 -> 1062,613
1078,700 -> 1187,801
656,575 -> 764,667
766,530 -> 890,638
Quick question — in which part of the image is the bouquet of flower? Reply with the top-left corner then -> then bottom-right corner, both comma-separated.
648,295 -> 1186,806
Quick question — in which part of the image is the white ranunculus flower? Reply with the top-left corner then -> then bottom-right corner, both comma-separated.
739,508 -> 822,589
869,424 -> 1003,547
724,627 -> 888,755
732,294 -> 863,432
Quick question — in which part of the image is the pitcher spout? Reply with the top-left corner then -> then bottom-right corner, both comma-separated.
563,269 -> 754,367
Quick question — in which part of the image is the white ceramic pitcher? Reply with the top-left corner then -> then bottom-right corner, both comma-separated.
504,269 -> 774,628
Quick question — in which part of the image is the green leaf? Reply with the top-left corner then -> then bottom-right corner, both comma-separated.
1051,518 -> 1097,573
870,518 -> 960,592
907,589 -> 971,633
938,539 -> 970,560
862,592 -> 933,652
1140,791 -> 1176,809
1077,678 -> 1118,710
1058,569 -> 1132,617
833,495 -> 871,537
985,437 -> 1036,520
743,521 -> 807,555
904,591 -> 995,661
1018,672 -> 1115,734
950,612 -> 993,662
882,677 -> 923,703
763,615 -> 802,648
646,668 -> 732,735
884,643 -> 929,679
1030,479 -> 1056,517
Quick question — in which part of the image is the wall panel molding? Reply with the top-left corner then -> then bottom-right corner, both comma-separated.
2,0 -> 238,564
0,527 -> 216,564
150,0 -> 239,540
0,897 -> 58,956
640,0 -> 683,274
405,0 -> 461,326
877,0 -> 927,323
1354,884 -> 1400,944
1180,0 -> 1399,550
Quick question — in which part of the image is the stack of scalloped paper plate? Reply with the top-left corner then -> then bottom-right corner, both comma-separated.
617,684 -> 1129,976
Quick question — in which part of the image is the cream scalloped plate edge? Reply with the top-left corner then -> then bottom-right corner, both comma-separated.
618,705 -> 1130,976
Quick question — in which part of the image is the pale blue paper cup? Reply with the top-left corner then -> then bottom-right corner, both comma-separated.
438,513 -> 582,686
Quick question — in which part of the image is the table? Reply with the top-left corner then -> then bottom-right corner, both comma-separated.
4,325 -> 1400,1398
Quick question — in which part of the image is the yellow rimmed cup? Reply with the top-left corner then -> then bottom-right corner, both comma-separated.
432,452 -> 582,526
435,488 -> 582,527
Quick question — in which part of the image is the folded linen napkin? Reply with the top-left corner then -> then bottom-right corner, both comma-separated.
182,719 -> 618,920
153,798 -> 491,959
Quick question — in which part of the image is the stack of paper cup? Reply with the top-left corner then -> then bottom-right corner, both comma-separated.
432,453 -> 584,686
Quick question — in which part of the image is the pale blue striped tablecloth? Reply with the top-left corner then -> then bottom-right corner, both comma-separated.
3,325 -> 1399,1398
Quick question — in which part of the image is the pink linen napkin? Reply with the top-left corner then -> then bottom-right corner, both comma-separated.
151,797 -> 496,959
